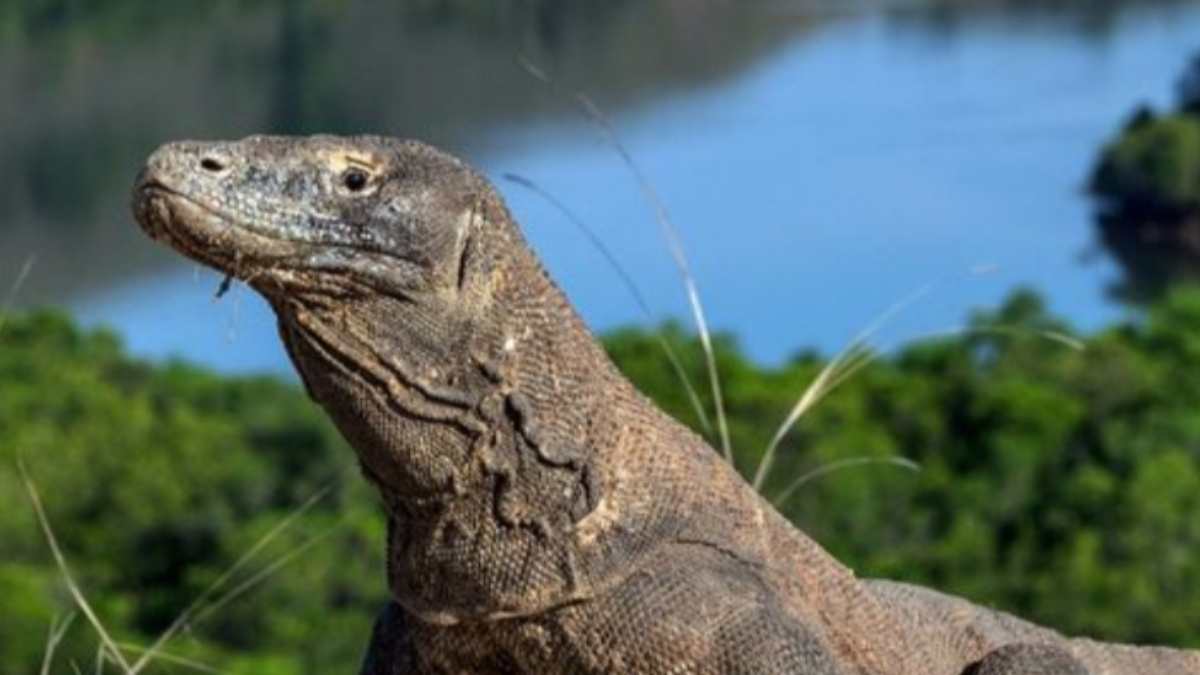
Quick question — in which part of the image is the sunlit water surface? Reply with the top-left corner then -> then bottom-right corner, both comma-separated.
9,3 -> 1200,372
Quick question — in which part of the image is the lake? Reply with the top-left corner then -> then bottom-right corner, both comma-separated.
3,1 -> 1199,373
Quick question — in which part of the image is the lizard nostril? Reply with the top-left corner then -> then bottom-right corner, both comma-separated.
200,157 -> 226,172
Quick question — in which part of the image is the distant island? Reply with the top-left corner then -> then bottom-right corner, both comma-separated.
1091,52 -> 1200,300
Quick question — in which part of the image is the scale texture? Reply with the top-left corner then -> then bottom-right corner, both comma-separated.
132,135 -> 1200,674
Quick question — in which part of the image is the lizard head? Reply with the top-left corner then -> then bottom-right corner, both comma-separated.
133,135 -> 713,619
133,135 -> 528,492
133,134 -> 491,301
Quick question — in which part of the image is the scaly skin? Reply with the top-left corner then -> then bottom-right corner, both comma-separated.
132,135 -> 1200,675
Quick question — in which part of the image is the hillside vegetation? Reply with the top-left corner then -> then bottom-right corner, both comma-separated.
3,288 -> 1200,673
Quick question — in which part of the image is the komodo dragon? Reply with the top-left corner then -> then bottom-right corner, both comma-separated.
132,134 -> 1200,674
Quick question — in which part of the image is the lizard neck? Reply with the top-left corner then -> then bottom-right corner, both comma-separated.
274,219 -> 689,622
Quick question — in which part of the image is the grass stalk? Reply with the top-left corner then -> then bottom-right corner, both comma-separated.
502,172 -> 714,437
518,56 -> 734,464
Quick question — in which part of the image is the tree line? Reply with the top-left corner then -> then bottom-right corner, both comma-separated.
3,286 -> 1198,673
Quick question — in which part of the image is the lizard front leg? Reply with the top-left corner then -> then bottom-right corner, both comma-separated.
360,602 -> 421,675
362,544 -> 848,674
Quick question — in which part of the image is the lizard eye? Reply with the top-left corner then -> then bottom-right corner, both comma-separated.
342,168 -> 369,192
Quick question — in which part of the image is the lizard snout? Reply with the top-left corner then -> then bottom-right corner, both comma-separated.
140,141 -> 238,193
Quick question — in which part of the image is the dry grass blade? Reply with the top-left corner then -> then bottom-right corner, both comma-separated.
757,323 -> 1086,493
117,643 -> 229,675
753,322 -> 1086,492
502,172 -> 714,436
517,55 -> 734,464
127,476 -> 341,674
1,254 -> 37,334
222,277 -> 245,345
41,611 -> 78,675
751,342 -> 869,490
573,93 -> 733,462
754,280 -> 958,491
766,323 -> 1082,505
819,344 -> 882,404
773,457 -> 921,506
911,325 -> 1087,352
19,459 -> 134,673
188,524 -> 340,626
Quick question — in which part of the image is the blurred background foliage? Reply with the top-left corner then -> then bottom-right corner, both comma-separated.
1,312 -> 383,673
2,0 -> 1200,673
5,285 -> 1200,672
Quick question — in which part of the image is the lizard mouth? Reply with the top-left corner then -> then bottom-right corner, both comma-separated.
134,181 -> 305,282
133,181 -> 428,300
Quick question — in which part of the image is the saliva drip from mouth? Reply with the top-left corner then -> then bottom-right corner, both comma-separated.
214,274 -> 234,299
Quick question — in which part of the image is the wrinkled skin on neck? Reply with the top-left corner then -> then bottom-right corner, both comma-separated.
133,136 -> 1200,675
133,135 -> 691,622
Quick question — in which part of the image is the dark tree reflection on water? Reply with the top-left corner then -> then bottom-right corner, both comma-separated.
0,0 -> 808,305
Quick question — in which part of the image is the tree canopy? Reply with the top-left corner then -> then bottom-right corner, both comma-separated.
1091,51 -> 1200,220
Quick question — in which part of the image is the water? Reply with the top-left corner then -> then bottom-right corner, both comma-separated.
4,1 -> 1199,373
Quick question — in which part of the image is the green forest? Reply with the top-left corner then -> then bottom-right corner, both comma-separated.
4,286 -> 1200,673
